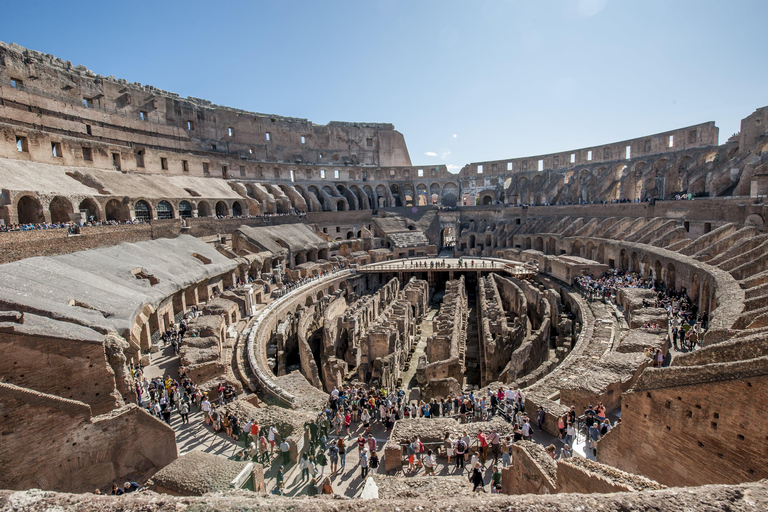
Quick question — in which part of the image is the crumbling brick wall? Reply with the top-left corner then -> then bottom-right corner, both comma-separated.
597,357 -> 768,487
0,382 -> 177,493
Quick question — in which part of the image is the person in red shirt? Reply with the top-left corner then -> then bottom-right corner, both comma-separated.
477,431 -> 489,464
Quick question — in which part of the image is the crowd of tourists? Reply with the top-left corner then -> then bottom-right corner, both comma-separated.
574,269 -> 654,302
0,218 -> 146,233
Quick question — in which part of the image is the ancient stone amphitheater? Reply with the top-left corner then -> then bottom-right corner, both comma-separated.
0,41 -> 767,511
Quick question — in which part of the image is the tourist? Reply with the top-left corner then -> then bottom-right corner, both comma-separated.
477,430 -> 489,464
423,449 -> 435,476
359,448 -> 370,479
454,436 -> 466,469
488,428 -> 500,464
337,437 -> 347,471
178,401 -> 189,424
587,421 -> 601,456
315,447 -> 327,477
490,465 -> 503,493
559,444 -> 573,459
299,453 -> 310,481
268,425 -> 278,453
444,432 -> 455,465
370,450 -> 379,471
259,434 -> 270,463
470,463 -> 486,492
123,481 -> 141,493
280,438 -> 291,465
328,440 -> 339,475
321,477 -> 334,495
307,477 -> 318,496
564,422 -> 575,448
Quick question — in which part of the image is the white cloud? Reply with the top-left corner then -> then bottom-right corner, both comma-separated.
452,133 -> 458,139
441,151 -> 452,160
446,164 -> 461,173
424,151 -> 437,157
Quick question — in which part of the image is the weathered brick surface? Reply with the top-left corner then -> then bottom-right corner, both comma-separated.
0,382 -> 177,493
597,357 -> 768,487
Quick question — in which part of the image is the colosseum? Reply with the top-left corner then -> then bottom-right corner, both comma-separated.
0,40 -> 767,511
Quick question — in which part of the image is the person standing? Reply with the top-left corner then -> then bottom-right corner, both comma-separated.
280,439 -> 291,465
423,449 -> 435,476
359,448 -> 369,479
470,463 -> 486,492
455,437 -> 466,469
178,401 -> 189,424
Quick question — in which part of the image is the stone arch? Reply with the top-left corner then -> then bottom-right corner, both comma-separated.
17,195 -> 45,224
442,182 -> 459,207
640,254 -> 650,278
78,198 -> 100,222
571,240 -> 583,257
178,200 -> 193,219
469,234 -> 476,249
402,184 -> 415,207
215,201 -> 229,217
653,260 -> 663,284
523,237 -> 532,250
666,262 -> 677,290
49,196 -> 73,223
534,236 -> 544,252
232,201 -> 243,217
597,243 -> 605,263
691,273 -> 701,303
197,201 -> 212,218
481,194 -> 493,205
620,249 -> 629,271
105,198 -> 128,222
416,183 -> 428,206
631,252 -> 639,273
134,200 -> 152,221
586,241 -> 595,260
390,184 -> 402,207
156,200 -> 174,220
376,184 -> 389,208
295,250 -> 307,265
545,237 -> 557,255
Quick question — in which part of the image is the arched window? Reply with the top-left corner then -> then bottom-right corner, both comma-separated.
156,200 -> 174,220
178,201 -> 193,219
134,200 -> 152,221
232,201 -> 243,217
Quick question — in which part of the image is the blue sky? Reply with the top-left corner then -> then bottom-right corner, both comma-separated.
1,1 -> 765,172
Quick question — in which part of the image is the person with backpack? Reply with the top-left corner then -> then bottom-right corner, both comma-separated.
328,442 -> 339,476
455,437 -> 466,469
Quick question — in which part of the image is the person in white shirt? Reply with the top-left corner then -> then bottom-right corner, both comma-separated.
268,426 -> 278,453
201,397 -> 211,424
423,449 -> 435,475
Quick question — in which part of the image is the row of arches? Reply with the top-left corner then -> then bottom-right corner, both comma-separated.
242,180 -> 463,212
12,195 -> 244,224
